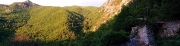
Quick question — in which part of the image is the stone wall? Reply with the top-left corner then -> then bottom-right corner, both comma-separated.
159,21 -> 180,37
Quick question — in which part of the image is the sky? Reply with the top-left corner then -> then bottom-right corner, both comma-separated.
0,0 -> 107,7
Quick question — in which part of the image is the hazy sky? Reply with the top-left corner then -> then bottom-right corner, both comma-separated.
0,0 -> 107,7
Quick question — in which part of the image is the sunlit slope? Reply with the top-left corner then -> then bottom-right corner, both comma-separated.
16,7 -> 83,42
63,6 -> 98,17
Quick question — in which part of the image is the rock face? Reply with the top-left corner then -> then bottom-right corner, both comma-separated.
100,0 -> 131,15
122,25 -> 155,46
11,0 -> 39,9
17,3 -> 29,8
159,21 -> 180,37
92,0 -> 132,31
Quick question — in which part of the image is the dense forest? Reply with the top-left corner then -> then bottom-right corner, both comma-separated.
0,0 -> 180,46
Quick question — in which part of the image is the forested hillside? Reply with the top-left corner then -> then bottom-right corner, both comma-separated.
63,6 -> 98,17
0,1 -> 98,45
0,0 -> 180,46
0,4 -> 30,45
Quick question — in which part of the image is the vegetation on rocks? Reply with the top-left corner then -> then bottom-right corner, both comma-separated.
0,0 -> 180,46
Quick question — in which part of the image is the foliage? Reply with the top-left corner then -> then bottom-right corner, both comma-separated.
60,19 -> 129,46
63,6 -> 92,17
112,0 -> 180,31
81,6 -> 98,13
0,4 -> 30,45
156,37 -> 180,46
78,30 -> 128,46
83,8 -> 103,31
112,0 -> 180,45
13,6 -> 86,46
0,0 -> 179,46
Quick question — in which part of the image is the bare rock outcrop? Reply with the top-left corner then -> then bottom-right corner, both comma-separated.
92,0 -> 132,31
159,21 -> 180,37
122,25 -> 155,46
11,0 -> 39,9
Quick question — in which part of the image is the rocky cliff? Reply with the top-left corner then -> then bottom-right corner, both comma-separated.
92,0 -> 132,31
100,0 -> 131,15
159,21 -> 180,37
9,0 -> 39,9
